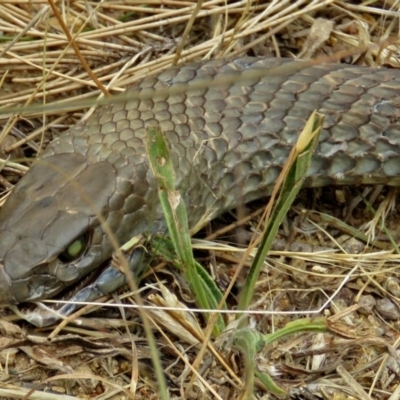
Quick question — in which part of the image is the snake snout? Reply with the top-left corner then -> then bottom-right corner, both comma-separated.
0,248 -> 61,304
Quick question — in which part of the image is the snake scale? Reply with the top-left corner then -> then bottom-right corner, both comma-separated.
1,57 -> 400,326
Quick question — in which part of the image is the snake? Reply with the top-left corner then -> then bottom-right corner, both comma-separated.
1,57 -> 400,326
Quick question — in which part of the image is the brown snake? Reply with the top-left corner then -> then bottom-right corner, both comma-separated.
1,57 -> 400,326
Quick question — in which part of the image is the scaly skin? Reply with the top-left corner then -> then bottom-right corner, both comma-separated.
1,57 -> 400,308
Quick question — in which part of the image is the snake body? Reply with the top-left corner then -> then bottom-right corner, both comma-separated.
1,57 -> 400,320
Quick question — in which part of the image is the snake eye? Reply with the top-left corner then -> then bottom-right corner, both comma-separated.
58,233 -> 89,263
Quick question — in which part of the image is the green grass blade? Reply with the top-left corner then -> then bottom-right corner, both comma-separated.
146,126 -> 225,334
239,111 -> 325,312
235,317 -> 328,395
151,235 -> 227,319
234,328 -> 287,396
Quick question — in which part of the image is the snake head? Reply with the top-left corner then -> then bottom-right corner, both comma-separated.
0,153 -> 118,305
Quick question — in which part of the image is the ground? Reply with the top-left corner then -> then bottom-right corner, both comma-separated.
0,1 -> 400,399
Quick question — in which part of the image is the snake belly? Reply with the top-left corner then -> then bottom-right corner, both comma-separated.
0,57 -> 400,308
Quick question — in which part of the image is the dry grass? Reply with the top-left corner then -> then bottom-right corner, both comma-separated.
1,0 -> 400,399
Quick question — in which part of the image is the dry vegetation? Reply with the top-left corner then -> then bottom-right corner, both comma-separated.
1,0 -> 400,399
